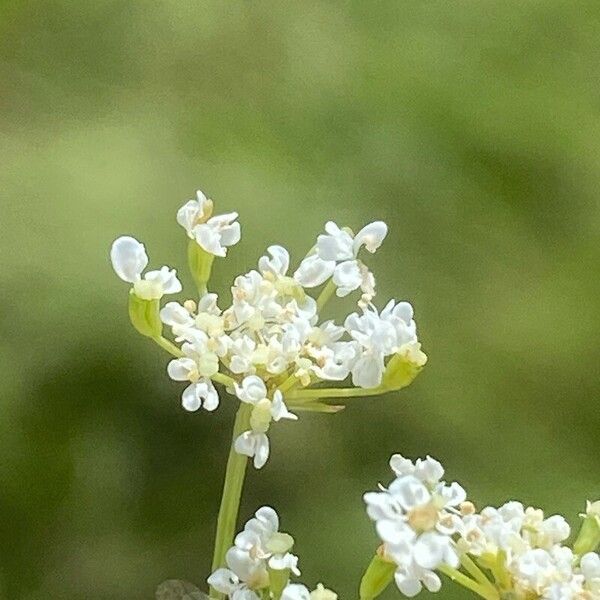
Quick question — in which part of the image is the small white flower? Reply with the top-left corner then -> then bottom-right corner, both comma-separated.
394,561 -> 441,598
344,301 -> 419,388
258,245 -> 290,278
365,454 -> 467,597
309,584 -> 338,600
581,552 -> 600,595
208,506 -> 301,599
110,236 -> 182,300
166,330 -> 222,411
177,190 -> 241,257
294,253 -> 335,288
304,220 -> 387,299
234,431 -> 270,469
281,584 -> 311,600
233,377 -> 296,468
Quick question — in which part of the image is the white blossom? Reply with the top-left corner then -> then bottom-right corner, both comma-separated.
208,507 -> 301,599
345,300 -> 418,388
177,190 -> 240,256
281,584 -> 311,600
166,330 -> 221,411
110,236 -> 181,300
233,377 -> 296,469
295,221 -> 387,303
365,454 -> 465,597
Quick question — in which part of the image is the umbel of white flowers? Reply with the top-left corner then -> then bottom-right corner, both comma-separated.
110,189 -> 427,470
208,506 -> 338,600
361,454 -> 600,600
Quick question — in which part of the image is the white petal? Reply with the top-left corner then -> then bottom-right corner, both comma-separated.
376,519 -> 414,546
235,376 -> 267,403
234,431 -> 256,458
413,532 -> 448,570
259,245 -> 290,277
219,221 -> 241,247
393,301 -> 414,324
414,456 -> 444,484
294,254 -> 336,288
281,584 -> 311,600
160,302 -> 194,327
176,199 -> 202,235
332,260 -> 362,295
110,236 -> 148,283
253,433 -> 270,469
183,379 -> 219,412
353,221 -> 388,254
199,379 -> 219,411
144,266 -> 182,295
394,570 -> 422,598
351,353 -> 385,388
438,482 -> 466,507
421,570 -> 441,593
271,391 -> 297,421
207,568 -> 239,595
233,590 -> 261,600
389,454 -> 416,477
194,224 -> 226,257
167,358 -> 196,381
581,552 -> 600,579
389,476 -> 431,510
268,552 -> 300,576
254,506 -> 279,533
226,546 -> 263,581
317,222 -> 354,261
182,383 -> 202,411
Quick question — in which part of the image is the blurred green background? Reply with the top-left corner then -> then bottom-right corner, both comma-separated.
1,1 -> 599,598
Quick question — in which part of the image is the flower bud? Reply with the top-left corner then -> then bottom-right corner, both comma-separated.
574,500 -> 600,555
128,290 -> 162,338
359,549 -> 396,600
188,240 -> 215,294
310,583 -> 337,600
382,343 -> 427,391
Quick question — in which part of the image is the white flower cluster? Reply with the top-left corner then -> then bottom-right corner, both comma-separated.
364,454 -> 466,596
461,502 -> 600,599
365,454 -> 600,599
208,506 -> 337,600
110,189 -> 427,469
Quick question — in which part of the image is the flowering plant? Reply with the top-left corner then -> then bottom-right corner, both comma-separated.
111,190 -> 599,600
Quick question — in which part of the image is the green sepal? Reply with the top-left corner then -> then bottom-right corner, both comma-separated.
128,290 -> 162,338
359,552 -> 396,600
267,566 -> 290,600
381,344 -> 427,392
574,509 -> 600,555
188,239 -> 215,295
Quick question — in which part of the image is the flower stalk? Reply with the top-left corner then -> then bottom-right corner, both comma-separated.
210,401 -> 253,598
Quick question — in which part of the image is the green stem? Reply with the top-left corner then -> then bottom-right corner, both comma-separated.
212,372 -> 237,389
439,565 -> 499,600
276,373 -> 299,393
209,402 -> 253,598
316,279 -> 337,312
286,385 -> 386,400
460,554 -> 495,592
152,336 -> 184,357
